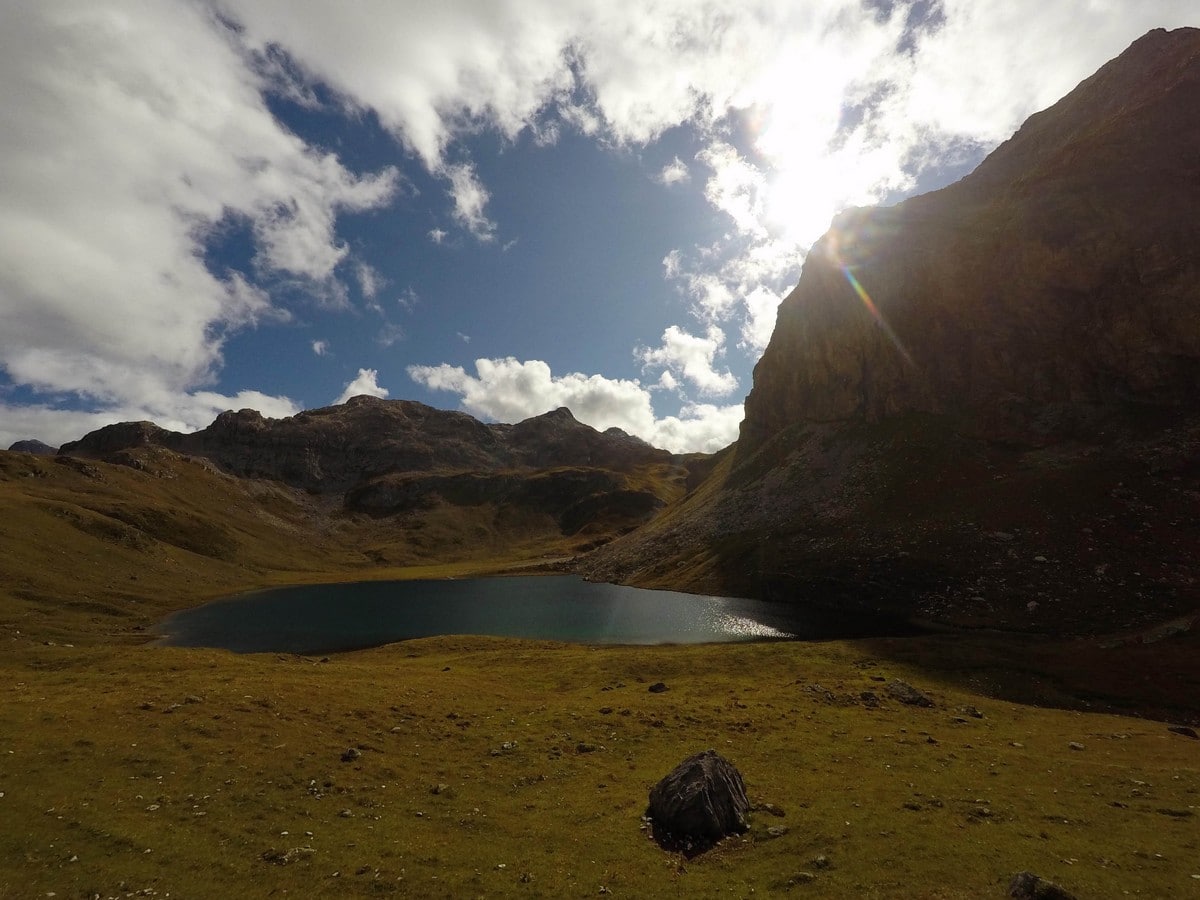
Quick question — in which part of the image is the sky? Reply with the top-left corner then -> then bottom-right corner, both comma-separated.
1,3 -> 1195,453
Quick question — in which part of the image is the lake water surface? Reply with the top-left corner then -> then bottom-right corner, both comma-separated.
154,575 -> 835,654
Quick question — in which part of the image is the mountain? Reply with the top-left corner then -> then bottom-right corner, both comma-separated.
7,439 -> 57,456
584,28 -> 1200,635
59,397 -> 686,554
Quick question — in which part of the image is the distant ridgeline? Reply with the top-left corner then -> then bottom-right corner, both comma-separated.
56,397 -> 691,544
7,440 -> 57,456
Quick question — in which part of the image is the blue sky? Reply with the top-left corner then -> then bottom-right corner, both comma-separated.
1,2 -> 1194,452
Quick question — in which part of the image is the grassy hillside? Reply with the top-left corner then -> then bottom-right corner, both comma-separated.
2,448 -> 1198,898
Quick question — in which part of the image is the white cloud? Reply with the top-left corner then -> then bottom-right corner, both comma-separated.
355,262 -> 383,300
444,162 -> 497,241
657,157 -> 691,186
408,356 -> 741,453
6,0 -> 1195,446
376,323 -> 405,347
637,326 -> 739,398
397,287 -> 420,312
336,368 -> 389,404
697,142 -> 769,239
740,285 -> 785,353
312,339 -> 330,356
651,402 -> 746,456
0,3 -> 393,439
0,390 -> 300,450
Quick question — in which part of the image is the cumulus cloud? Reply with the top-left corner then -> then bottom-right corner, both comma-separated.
637,326 -> 739,398
408,357 -> 741,453
336,368 -> 390,404
0,390 -> 301,451
312,340 -> 330,356
6,0 -> 1194,447
0,3 -> 393,436
657,157 -> 691,186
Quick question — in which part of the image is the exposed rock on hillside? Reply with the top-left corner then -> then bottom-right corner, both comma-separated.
743,27 -> 1200,448
60,398 -> 679,550
63,398 -> 667,492
585,29 -> 1200,635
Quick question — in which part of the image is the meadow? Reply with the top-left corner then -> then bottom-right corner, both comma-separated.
1,449 -> 1196,898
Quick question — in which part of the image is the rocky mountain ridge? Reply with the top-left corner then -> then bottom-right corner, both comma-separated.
58,397 -> 684,549
742,27 -> 1200,449
61,397 -> 667,492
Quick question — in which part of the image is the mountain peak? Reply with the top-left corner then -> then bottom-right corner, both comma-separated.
742,26 -> 1200,450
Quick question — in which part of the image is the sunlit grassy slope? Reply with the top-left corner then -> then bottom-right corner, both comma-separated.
1,449 -> 1198,898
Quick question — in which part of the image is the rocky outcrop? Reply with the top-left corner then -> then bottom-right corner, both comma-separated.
62,398 -> 671,493
345,467 -> 664,536
586,29 -> 1200,634
743,28 -> 1200,450
1009,871 -> 1077,900
59,397 -> 679,544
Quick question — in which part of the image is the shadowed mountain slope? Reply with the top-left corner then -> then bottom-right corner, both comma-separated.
584,28 -> 1200,636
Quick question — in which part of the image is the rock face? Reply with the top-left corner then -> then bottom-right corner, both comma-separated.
62,398 -> 668,493
646,749 -> 750,850
58,398 -> 677,544
585,29 -> 1200,635
743,27 -> 1200,449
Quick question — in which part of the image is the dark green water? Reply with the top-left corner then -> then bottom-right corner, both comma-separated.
153,575 -> 832,654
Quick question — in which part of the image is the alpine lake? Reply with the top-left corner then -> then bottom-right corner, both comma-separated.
153,575 -> 900,654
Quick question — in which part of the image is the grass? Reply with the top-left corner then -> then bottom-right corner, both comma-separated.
2,448 -> 1198,897
3,640 -> 1198,899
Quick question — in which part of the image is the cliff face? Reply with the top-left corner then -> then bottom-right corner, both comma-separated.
743,27 -> 1200,449
586,29 -> 1200,635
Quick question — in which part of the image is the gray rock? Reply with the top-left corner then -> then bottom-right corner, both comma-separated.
646,749 -> 749,852
340,747 -> 361,762
1167,725 -> 1198,739
648,682 -> 669,693
261,846 -> 316,866
885,680 -> 935,707
1009,871 -> 1076,899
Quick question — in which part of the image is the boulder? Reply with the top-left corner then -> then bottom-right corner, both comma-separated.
885,679 -> 935,707
646,749 -> 749,851
1009,871 -> 1077,900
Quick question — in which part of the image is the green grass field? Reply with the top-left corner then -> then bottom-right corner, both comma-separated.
1,449 -> 1197,898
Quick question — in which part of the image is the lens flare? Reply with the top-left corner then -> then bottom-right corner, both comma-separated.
826,226 -> 914,367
